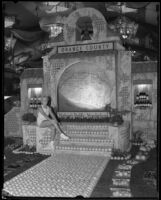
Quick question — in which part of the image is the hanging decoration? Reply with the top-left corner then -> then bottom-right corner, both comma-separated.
109,16 -> 138,40
10,29 -> 45,42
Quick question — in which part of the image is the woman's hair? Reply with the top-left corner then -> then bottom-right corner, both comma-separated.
42,96 -> 49,100
41,96 -> 51,106
41,96 -> 49,103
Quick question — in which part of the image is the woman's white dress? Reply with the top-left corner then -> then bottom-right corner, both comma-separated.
37,105 -> 50,126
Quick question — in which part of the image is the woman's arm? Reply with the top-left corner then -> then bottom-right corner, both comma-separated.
49,108 -> 59,123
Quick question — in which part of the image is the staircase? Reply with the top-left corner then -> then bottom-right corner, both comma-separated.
55,122 -> 113,156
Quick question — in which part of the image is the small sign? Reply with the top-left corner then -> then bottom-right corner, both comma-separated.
57,42 -> 114,54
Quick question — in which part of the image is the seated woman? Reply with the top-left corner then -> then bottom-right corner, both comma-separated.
37,96 -> 70,149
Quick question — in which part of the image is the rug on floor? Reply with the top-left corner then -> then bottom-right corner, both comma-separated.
3,153 -> 109,197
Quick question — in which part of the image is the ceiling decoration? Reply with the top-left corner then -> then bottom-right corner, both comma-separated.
3,2 -> 159,73
42,2 -> 69,13
125,2 -> 151,9
39,8 -> 71,33
4,2 -> 39,30
38,2 -> 75,14
105,2 -> 138,13
10,29 -> 45,42
42,2 -> 60,6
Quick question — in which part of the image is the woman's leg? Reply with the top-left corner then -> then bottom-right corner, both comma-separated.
39,120 -> 56,141
50,120 -> 64,134
50,120 -> 70,139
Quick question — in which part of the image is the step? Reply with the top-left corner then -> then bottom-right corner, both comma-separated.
66,136 -> 109,141
55,143 -> 113,152
61,137 -> 113,143
62,130 -> 109,138
62,123 -> 110,131
59,138 -> 113,146
55,149 -> 112,156
63,127 -> 109,132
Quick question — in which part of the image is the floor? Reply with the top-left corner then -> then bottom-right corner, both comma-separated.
3,137 -> 158,198
91,146 -> 158,197
4,154 -> 109,197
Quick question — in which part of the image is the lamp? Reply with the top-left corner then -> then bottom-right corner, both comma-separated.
5,16 -> 15,28
109,16 -> 138,40
42,23 -> 63,38
48,23 -> 63,38
42,2 -> 60,6
5,37 -> 12,51
5,36 -> 16,51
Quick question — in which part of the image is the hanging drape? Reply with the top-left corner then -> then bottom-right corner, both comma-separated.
11,29 -> 45,42
5,28 -> 47,65
126,2 -> 150,9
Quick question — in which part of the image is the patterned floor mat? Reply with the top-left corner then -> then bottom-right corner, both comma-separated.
3,153 -> 109,197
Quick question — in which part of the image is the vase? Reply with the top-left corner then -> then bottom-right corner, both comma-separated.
114,122 -> 118,126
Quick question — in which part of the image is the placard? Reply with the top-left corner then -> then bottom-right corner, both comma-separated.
58,42 -> 114,54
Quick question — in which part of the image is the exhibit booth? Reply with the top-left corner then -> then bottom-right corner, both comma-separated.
6,7 -> 156,155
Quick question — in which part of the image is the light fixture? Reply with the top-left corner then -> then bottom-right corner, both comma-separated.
131,50 -> 136,56
43,23 -> 63,38
5,36 -> 16,51
28,87 -> 42,99
105,2 -> 137,13
137,84 -> 151,91
42,2 -> 60,6
4,96 -> 11,100
127,47 -> 136,56
49,24 -> 63,37
5,16 -> 15,28
109,16 -> 138,40
5,37 -> 12,51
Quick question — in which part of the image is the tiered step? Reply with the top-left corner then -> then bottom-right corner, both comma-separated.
55,122 -> 113,156
60,137 -> 113,146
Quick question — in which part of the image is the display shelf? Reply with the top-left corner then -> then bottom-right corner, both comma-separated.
133,105 -> 152,110
28,86 -> 42,110
133,81 -> 153,110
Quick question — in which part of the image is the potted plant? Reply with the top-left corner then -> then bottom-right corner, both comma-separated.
105,105 -> 124,125
21,112 -> 36,124
105,104 -> 135,126
131,130 -> 143,145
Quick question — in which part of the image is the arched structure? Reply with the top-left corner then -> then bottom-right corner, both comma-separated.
41,7 -> 132,153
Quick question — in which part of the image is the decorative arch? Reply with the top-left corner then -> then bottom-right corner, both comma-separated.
57,61 -> 113,111
76,16 -> 93,41
64,7 -> 108,44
